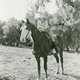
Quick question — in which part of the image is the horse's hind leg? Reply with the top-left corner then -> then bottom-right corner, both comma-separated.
36,57 -> 41,80
44,56 -> 48,80
53,54 -> 60,74
60,51 -> 64,74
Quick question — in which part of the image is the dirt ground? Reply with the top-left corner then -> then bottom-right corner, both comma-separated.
0,45 -> 80,80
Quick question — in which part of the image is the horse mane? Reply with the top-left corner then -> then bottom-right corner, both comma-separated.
29,22 -> 42,34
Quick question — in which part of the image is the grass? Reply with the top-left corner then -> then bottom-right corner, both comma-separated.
0,77 -> 10,80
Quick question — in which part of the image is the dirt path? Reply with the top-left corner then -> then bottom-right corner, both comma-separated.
0,45 -> 80,80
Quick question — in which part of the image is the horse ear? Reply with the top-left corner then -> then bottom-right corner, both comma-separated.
27,19 -> 30,24
22,20 -> 25,23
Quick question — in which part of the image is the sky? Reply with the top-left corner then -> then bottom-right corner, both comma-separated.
0,0 -> 59,21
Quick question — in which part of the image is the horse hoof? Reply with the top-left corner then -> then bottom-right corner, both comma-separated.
62,72 -> 64,75
36,78 -> 40,80
44,78 -> 47,80
36,78 -> 39,80
57,72 -> 60,74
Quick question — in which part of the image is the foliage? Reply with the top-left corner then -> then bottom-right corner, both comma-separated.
0,21 -> 5,38
63,0 -> 80,11
1,18 -> 21,46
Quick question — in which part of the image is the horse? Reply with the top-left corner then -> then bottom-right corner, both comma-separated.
20,19 -> 64,80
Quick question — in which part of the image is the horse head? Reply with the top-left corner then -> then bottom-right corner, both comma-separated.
25,19 -> 36,32
20,19 -> 33,43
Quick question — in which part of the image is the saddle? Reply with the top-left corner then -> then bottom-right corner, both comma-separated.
42,31 -> 59,53
42,31 -> 58,44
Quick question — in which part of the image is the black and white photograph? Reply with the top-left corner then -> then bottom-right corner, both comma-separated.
0,0 -> 80,80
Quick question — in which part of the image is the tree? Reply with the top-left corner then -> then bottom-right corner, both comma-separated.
2,18 -> 21,46
63,0 -> 80,11
0,20 -> 4,44
0,21 -> 4,37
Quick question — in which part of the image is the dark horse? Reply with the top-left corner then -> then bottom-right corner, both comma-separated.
21,19 -> 64,80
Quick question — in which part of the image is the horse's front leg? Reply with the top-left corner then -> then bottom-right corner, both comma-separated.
44,56 -> 48,80
36,57 -> 41,80
60,51 -> 64,74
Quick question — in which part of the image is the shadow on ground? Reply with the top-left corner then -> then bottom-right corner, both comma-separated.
63,73 -> 80,80
27,73 -> 80,80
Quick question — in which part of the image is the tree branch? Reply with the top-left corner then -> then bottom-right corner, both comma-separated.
63,0 -> 80,11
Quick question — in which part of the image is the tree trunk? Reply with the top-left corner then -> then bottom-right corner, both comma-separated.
76,45 -> 79,53
66,46 -> 69,52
